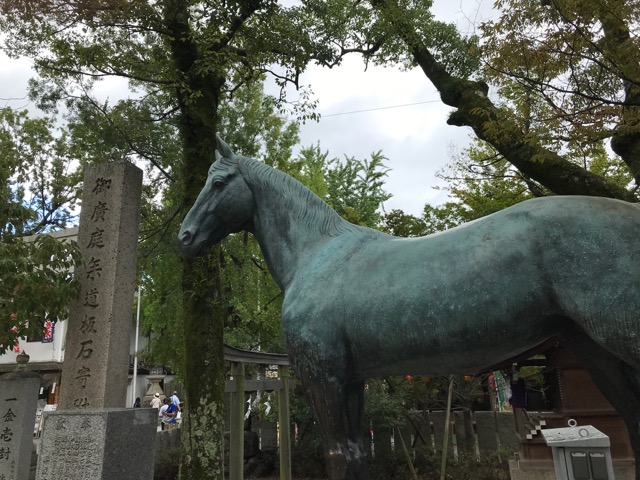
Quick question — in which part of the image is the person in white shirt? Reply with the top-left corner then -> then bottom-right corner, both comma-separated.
170,391 -> 181,411
150,392 -> 162,410
159,398 -> 170,430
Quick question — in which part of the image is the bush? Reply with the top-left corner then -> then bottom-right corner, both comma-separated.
153,446 -> 180,480
291,419 -> 326,478
439,451 -> 511,480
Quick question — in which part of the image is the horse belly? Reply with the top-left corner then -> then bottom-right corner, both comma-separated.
354,329 -> 552,377
347,302 -> 559,378
284,230 -> 560,378
284,269 -> 559,379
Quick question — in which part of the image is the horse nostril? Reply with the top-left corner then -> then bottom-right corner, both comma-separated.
181,230 -> 193,246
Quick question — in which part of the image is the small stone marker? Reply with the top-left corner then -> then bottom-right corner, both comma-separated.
36,162 -> 157,480
0,352 -> 42,480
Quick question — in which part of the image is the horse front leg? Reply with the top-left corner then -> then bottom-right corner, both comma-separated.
298,369 -> 363,480
345,380 -> 368,480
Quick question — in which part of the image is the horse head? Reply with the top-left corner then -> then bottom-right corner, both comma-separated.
178,135 -> 254,257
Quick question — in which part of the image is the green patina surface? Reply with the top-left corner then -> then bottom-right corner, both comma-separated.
179,136 -> 640,480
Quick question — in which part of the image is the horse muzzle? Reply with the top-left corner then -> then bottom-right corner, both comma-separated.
178,227 -> 206,257
178,220 -> 233,257
180,229 -> 194,247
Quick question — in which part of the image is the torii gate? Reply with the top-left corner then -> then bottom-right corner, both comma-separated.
224,344 -> 291,480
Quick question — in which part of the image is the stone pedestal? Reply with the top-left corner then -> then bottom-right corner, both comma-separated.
35,408 -> 157,480
142,375 -> 165,407
0,368 -> 41,480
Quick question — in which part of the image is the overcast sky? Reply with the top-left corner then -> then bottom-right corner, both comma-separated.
288,0 -> 497,216
0,0 -> 496,217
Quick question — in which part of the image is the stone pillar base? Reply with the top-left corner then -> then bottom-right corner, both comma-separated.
508,459 -> 556,480
36,408 -> 157,480
509,457 -> 636,480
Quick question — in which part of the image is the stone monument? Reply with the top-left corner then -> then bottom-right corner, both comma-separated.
0,352 -> 41,480
36,409 -> 157,480
36,162 -> 157,480
58,161 -> 142,409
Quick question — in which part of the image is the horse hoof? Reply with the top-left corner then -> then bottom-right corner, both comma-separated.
326,451 -> 348,480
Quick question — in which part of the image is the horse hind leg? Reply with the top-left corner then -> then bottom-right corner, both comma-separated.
563,328 -> 640,479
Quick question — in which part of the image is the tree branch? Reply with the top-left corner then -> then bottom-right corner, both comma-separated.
372,0 -> 637,201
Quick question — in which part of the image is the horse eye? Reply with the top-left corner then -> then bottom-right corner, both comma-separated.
213,180 -> 225,189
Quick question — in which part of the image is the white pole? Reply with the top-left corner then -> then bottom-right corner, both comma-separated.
132,285 -> 142,407
440,375 -> 455,480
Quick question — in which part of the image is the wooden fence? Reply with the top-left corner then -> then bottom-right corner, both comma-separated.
234,408 -> 519,460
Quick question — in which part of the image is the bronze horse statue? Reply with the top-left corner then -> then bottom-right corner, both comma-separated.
179,135 -> 640,479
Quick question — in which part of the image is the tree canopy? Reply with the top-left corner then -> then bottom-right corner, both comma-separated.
0,108 -> 82,352
0,2 -> 326,477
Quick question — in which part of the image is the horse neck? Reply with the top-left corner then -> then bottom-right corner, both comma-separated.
241,160 -> 358,292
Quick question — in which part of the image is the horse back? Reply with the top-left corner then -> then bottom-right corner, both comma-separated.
280,196 -> 640,376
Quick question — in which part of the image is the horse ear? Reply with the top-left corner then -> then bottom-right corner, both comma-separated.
215,150 -> 222,161
216,133 -> 235,159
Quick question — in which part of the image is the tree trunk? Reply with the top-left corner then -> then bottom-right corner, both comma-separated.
163,1 -> 227,478
180,252 -> 226,480
177,104 -> 226,480
598,4 -> 640,184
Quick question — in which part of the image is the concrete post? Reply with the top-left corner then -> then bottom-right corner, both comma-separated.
278,365 -> 291,480
58,161 -> 142,410
229,362 -> 245,480
36,162 -> 157,480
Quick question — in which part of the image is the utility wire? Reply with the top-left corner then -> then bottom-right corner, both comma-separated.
321,99 -> 441,118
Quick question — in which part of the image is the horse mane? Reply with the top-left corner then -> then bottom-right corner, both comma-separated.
237,156 -> 375,239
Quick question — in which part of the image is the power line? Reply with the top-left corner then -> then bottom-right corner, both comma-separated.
321,99 -> 441,118
0,95 -> 28,101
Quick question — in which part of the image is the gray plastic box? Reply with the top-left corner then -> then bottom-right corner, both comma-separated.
541,423 -> 614,480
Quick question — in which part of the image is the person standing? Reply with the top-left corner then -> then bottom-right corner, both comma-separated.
170,391 -> 180,411
133,397 -> 141,408
150,392 -> 162,410
159,398 -> 170,430
162,397 -> 178,430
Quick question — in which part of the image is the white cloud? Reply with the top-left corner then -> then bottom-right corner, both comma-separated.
0,52 -> 35,110
276,0 -> 498,216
